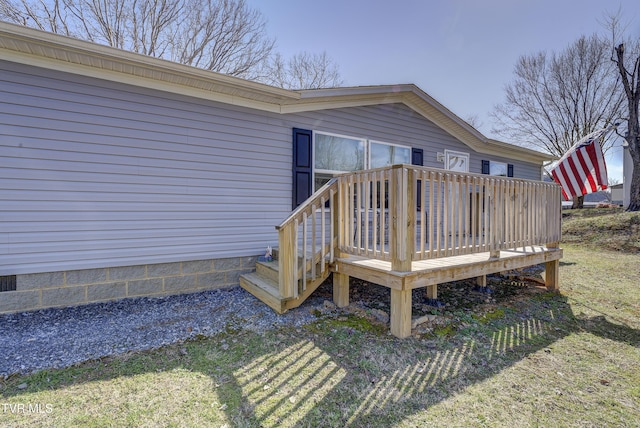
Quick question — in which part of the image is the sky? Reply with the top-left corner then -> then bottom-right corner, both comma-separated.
246,0 -> 640,182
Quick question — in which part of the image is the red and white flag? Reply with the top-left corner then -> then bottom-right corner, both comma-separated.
550,129 -> 609,201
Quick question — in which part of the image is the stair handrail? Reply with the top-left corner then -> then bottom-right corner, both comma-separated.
276,178 -> 339,231
276,178 -> 340,299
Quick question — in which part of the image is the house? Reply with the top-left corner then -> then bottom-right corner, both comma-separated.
610,183 -> 624,206
0,21 -> 559,324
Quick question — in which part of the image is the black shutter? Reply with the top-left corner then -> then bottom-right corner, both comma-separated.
507,164 -> 514,177
482,160 -> 490,175
412,148 -> 424,210
411,148 -> 424,166
292,128 -> 313,209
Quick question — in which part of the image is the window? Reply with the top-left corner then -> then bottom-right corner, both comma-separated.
489,161 -> 508,176
314,133 -> 365,172
482,160 -> 514,177
370,141 -> 411,168
444,150 -> 469,172
313,132 -> 410,190
314,132 -> 365,189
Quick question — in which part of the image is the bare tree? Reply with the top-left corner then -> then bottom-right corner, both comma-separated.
492,35 -> 625,157
465,114 -> 484,130
1,0 -> 275,79
612,42 -> 640,211
168,0 -> 274,79
0,0 -> 70,32
492,34 -> 625,208
1,0 -> 345,87
603,11 -> 640,211
263,51 -> 343,90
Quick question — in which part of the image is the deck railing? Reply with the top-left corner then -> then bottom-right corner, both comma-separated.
335,164 -> 562,271
276,164 -> 563,295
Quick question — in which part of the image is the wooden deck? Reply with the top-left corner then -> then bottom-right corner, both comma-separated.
240,164 -> 564,339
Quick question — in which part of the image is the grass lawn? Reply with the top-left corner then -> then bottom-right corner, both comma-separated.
1,208 -> 639,427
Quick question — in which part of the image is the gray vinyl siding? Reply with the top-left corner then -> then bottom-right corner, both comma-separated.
0,60 -> 543,276
0,60 -> 290,275
287,104 -> 541,180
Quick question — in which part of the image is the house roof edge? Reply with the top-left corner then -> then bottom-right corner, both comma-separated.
0,21 -> 553,164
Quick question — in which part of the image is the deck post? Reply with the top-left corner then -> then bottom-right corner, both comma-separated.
544,242 -> 560,291
425,284 -> 438,300
476,275 -> 487,287
333,271 -> 350,308
388,166 -> 415,338
390,288 -> 412,338
390,165 -> 415,272
544,260 -> 559,291
278,225 -> 296,299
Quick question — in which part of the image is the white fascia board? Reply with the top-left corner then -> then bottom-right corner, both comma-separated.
296,86 -> 487,149
484,139 -> 557,163
279,93 -> 405,114
0,21 -> 298,108
297,84 -> 415,98
0,47 -> 285,113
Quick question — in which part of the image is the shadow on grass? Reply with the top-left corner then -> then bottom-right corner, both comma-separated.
2,290 -> 639,427
574,313 -> 640,347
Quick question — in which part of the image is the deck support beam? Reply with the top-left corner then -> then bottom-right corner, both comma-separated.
390,288 -> 412,338
336,245 -> 563,338
333,271 -> 350,308
544,242 -> 560,291
476,275 -> 487,287
425,284 -> 438,300
544,260 -> 559,291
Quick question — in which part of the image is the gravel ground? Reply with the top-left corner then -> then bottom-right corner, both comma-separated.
0,286 -> 327,379
0,266 -> 546,379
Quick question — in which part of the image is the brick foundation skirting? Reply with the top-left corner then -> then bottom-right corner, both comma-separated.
0,256 -> 257,314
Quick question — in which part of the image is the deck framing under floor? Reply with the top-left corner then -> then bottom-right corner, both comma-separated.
332,245 -> 563,338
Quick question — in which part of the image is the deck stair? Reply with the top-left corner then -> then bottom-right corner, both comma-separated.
240,247 -> 331,314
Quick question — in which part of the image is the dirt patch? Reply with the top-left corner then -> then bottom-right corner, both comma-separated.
311,264 -> 550,336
